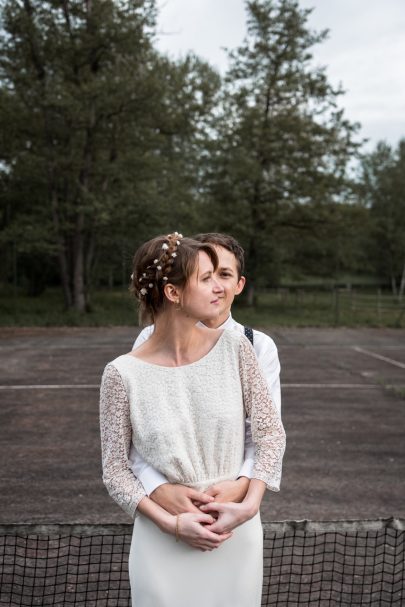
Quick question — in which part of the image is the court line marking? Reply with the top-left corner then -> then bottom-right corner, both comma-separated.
352,346 -> 405,370
283,384 -> 380,389
0,384 -> 99,390
0,344 -> 126,350
1,383 -> 404,390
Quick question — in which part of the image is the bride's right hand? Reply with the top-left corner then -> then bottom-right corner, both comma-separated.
173,512 -> 233,552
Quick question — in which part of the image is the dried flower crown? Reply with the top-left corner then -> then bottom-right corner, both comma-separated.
135,232 -> 183,298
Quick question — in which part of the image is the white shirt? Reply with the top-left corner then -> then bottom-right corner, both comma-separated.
128,314 -> 281,495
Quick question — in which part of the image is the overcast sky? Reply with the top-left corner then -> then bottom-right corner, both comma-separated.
155,0 -> 405,151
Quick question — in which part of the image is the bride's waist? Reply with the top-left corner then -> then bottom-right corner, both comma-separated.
180,472 -> 240,492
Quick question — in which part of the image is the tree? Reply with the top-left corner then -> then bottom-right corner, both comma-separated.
0,0 -> 160,311
0,1 -> 222,310
206,0 -> 361,302
361,140 -> 405,299
93,51 -> 221,292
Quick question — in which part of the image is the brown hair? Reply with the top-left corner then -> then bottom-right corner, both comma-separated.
193,233 -> 245,279
131,233 -> 218,325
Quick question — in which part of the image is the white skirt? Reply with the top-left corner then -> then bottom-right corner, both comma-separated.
128,512 -> 263,607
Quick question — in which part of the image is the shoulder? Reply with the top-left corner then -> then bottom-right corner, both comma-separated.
102,355 -> 133,384
221,329 -> 256,362
222,327 -> 245,347
216,329 -> 250,362
250,330 -> 280,374
252,329 -> 278,356
228,318 -> 277,356
101,355 -> 144,403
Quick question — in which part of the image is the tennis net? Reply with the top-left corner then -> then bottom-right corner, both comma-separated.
0,517 -> 403,606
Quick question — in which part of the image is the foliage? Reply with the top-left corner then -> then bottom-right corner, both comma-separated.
0,0 -> 403,321
205,0 -> 362,301
0,0 -> 220,309
1,285 -> 403,328
361,139 -> 405,299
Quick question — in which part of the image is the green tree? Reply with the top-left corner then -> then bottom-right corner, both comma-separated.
0,0 -> 159,310
361,140 -> 405,299
207,0 -> 361,301
0,1 -> 221,309
276,200 -> 370,282
93,52 -> 221,292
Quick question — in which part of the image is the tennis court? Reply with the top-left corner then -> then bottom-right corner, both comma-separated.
0,326 -> 404,605
0,326 -> 404,524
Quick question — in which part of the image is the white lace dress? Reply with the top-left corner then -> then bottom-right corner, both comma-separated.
100,330 -> 286,607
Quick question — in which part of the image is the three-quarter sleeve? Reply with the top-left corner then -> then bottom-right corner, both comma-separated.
238,336 -> 286,492
100,363 -> 147,517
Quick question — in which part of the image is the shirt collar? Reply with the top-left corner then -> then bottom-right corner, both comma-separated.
218,313 -> 234,330
199,313 -> 234,331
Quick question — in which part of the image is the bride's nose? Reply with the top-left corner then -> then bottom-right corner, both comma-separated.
212,279 -> 224,293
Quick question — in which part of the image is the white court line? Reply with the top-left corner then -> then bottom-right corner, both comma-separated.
0,384 -> 99,390
1,383 -> 403,390
352,346 -> 405,370
0,344 -> 124,350
282,383 -> 380,389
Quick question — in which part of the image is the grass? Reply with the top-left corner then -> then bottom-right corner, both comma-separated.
234,288 -> 405,328
0,287 -> 138,327
0,285 -> 404,328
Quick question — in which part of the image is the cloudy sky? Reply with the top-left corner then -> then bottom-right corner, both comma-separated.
155,0 -> 405,151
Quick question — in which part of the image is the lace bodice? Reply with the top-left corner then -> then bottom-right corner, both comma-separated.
100,330 -> 286,518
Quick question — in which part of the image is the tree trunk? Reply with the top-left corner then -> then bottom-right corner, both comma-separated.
246,230 -> 259,307
398,260 -> 405,302
84,231 -> 96,308
72,213 -> 86,312
247,174 -> 266,307
23,1 -> 74,307
246,283 -> 255,307
391,275 -> 398,297
50,191 -> 72,308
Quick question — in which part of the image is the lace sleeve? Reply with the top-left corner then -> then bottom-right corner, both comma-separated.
239,336 -> 286,492
100,363 -> 147,517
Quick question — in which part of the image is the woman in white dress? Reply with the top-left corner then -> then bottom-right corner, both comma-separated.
100,232 -> 286,607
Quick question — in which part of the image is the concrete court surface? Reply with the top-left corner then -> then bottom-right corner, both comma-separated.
0,326 -> 404,525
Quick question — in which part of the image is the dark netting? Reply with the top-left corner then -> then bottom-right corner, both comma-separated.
262,518 -> 404,606
0,525 -> 130,606
0,519 -> 403,606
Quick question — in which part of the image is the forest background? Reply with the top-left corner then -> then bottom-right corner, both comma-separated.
0,0 -> 404,326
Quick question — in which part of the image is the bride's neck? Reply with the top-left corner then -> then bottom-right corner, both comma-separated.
151,310 -> 200,359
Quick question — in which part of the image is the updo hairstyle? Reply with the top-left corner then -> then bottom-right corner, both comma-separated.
131,232 -> 218,325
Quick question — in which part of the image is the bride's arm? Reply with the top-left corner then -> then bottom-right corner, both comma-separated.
100,364 -> 146,517
201,336 -> 286,532
100,363 -> 231,550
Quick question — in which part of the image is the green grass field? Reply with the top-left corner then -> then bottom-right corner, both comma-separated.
0,286 -> 403,328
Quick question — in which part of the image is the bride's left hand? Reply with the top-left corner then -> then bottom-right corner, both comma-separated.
199,501 -> 256,534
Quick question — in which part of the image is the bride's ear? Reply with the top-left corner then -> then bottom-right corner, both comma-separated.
163,283 -> 181,304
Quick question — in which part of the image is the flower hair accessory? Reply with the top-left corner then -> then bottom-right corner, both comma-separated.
137,231 -> 183,298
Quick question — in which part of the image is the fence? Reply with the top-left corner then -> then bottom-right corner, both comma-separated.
253,287 -> 405,326
332,288 -> 405,326
1,518 -> 403,606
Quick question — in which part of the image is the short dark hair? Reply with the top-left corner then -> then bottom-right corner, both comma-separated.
193,233 -> 245,279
